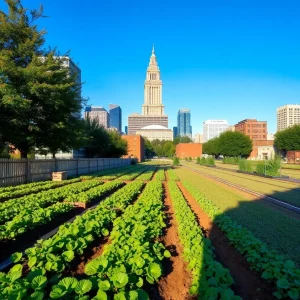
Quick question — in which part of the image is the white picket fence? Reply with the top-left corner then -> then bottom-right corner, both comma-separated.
0,158 -> 131,187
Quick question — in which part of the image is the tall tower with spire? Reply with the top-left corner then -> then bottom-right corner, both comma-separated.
128,46 -> 169,136
142,46 -> 164,116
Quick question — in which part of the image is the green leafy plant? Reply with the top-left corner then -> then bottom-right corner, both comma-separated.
1,181 -> 145,299
168,181 -> 239,298
183,181 -> 300,299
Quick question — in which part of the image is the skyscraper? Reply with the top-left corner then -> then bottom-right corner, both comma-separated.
203,120 -> 229,142
173,126 -> 178,139
84,106 -> 110,128
128,46 -> 168,135
277,104 -> 300,131
177,109 -> 192,138
109,104 -> 122,133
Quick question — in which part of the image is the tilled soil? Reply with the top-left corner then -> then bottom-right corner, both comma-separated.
156,183 -> 194,300
69,236 -> 110,276
177,182 -> 275,300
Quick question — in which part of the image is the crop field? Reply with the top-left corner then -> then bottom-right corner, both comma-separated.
182,161 -> 300,207
0,163 -> 299,300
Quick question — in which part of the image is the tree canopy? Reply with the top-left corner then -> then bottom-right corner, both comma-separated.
0,0 -> 84,158
173,135 -> 193,145
203,132 -> 252,158
203,137 -> 220,156
274,125 -> 300,154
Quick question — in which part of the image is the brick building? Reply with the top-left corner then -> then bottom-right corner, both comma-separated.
287,151 -> 300,164
176,143 -> 202,159
235,119 -> 267,140
248,140 -> 274,160
121,135 -> 145,162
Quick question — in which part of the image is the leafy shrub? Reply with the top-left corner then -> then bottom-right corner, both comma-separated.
188,157 -> 192,161
238,159 -> 253,173
256,158 -> 281,177
198,156 -> 215,166
223,156 -> 241,165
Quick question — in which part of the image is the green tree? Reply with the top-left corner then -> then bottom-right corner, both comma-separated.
161,141 -> 175,157
84,118 -> 109,158
173,135 -> 193,145
203,137 -> 220,157
218,131 -> 252,157
0,1 -> 83,158
105,130 -> 127,158
274,125 -> 300,155
144,138 -> 155,158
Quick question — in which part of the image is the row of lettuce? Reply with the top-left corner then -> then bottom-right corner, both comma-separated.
0,181 -> 170,299
182,181 -> 300,300
168,181 -> 241,299
0,165 -> 179,242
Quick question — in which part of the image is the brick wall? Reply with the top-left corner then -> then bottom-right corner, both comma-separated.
122,135 -> 145,162
176,143 -> 202,159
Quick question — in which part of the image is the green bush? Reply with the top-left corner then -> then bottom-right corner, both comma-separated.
173,156 -> 180,166
198,156 -> 215,166
256,158 -> 281,177
238,159 -> 253,173
223,156 -> 241,165
189,157 -> 192,161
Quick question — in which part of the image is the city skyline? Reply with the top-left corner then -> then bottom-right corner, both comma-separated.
2,0 -> 300,134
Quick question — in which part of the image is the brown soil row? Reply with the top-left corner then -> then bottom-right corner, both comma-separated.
68,235 -> 110,277
157,183 -> 193,300
176,182 -> 275,300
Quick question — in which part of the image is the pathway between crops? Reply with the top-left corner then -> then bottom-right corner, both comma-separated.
157,182 -> 193,300
177,182 -> 274,300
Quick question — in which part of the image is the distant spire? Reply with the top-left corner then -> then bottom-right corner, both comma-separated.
149,44 -> 158,66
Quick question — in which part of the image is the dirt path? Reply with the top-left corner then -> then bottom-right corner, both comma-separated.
177,182 -> 275,300
157,183 -> 194,300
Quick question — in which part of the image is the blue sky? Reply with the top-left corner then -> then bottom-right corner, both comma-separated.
2,0 -> 300,134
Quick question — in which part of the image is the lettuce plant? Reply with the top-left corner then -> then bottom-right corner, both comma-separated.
1,181 -> 145,299
168,181 -> 240,299
183,181 -> 300,299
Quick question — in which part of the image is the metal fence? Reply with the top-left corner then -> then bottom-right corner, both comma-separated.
0,158 -> 131,187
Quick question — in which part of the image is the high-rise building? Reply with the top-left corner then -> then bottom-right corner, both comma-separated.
234,119 -> 267,140
125,126 -> 128,135
194,133 -> 204,143
128,46 -> 168,135
109,104 -> 122,133
277,104 -> 300,131
203,120 -> 229,142
173,127 -> 178,139
177,109 -> 192,138
84,106 -> 110,128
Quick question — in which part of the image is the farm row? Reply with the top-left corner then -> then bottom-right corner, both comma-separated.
0,165 -> 178,260
0,164 -> 299,299
181,160 -> 300,207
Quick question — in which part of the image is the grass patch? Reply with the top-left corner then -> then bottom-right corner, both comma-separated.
174,167 -> 300,267
183,162 -> 300,207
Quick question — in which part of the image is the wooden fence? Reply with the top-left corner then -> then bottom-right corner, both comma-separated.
0,158 -> 131,187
